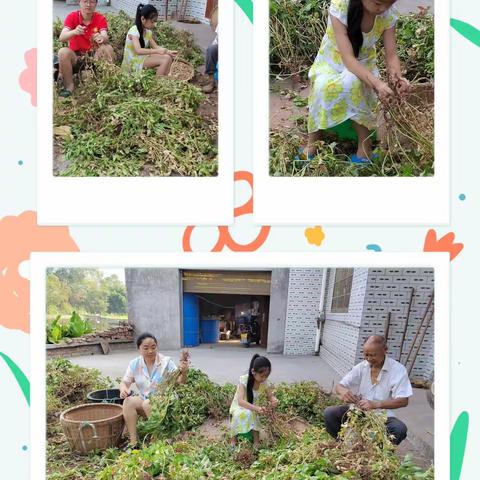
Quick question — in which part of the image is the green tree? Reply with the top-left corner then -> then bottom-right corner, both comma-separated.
46,274 -> 71,314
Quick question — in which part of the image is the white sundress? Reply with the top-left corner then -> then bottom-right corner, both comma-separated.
308,0 -> 399,132
229,374 -> 270,435
122,25 -> 154,73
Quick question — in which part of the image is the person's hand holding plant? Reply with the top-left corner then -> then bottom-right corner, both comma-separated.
340,389 -> 361,404
120,384 -> 131,399
374,79 -> 394,103
390,72 -> 410,96
358,399 -> 378,411
92,32 -> 105,45
73,25 -> 87,36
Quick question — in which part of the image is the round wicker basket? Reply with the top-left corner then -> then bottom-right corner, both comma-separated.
60,403 -> 124,454
169,59 -> 195,82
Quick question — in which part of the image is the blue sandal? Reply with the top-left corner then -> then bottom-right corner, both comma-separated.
350,153 -> 379,164
294,147 -> 315,163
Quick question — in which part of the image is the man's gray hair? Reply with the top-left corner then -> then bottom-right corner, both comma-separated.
364,335 -> 387,347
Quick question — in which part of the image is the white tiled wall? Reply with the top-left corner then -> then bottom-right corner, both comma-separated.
185,0 -> 209,23
111,0 -> 181,19
111,0 -> 209,22
319,269 -> 368,377
355,268 -> 435,381
283,269 -> 324,356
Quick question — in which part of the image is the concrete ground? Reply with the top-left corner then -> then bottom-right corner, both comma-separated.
69,342 -> 433,466
397,0 -> 434,15
53,1 -> 215,51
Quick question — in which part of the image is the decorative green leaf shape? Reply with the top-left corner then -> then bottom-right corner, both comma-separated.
451,411 -> 469,480
0,352 -> 30,406
451,19 -> 480,47
235,0 -> 253,23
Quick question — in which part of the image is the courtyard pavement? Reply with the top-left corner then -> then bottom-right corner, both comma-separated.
69,341 -> 434,465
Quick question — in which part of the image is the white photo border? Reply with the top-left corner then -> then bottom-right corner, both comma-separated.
253,1 -> 450,225
31,251 -> 449,479
38,3 -> 234,225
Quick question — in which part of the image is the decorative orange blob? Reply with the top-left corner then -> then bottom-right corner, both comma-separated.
423,229 -> 464,261
0,211 -> 79,332
182,171 -> 271,252
19,48 -> 37,107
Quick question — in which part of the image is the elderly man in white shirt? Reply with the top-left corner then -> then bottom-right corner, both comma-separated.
324,335 -> 412,445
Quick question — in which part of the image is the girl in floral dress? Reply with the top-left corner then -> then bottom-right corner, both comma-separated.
122,4 -> 177,76
229,354 -> 278,447
300,0 -> 410,164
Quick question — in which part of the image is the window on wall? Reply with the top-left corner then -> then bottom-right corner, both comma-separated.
331,269 -> 354,313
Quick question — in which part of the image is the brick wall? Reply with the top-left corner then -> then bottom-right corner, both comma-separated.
283,269 -> 324,356
319,269 -> 368,377
355,268 -> 435,382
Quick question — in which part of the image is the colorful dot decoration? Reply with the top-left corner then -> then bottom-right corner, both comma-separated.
18,160 -> 23,166
459,194 -> 466,201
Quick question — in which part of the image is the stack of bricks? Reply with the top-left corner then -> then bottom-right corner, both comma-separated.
63,323 -> 135,344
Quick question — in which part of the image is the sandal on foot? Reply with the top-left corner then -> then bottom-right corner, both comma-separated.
59,88 -> 72,98
294,147 -> 315,163
350,153 -> 379,164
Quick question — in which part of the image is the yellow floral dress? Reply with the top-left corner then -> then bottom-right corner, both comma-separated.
308,0 -> 398,132
122,25 -> 153,73
229,374 -> 270,435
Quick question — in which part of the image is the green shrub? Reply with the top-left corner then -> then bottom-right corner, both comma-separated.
46,311 -> 93,344
138,369 -> 236,440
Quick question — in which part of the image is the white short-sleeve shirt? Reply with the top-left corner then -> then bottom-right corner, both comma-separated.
339,356 -> 413,417
122,353 -> 177,400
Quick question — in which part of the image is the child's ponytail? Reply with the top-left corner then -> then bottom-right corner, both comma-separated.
347,0 -> 364,58
135,3 -> 158,48
246,354 -> 272,404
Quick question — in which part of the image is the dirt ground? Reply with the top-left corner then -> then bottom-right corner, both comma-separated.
270,77 -> 309,131
183,417 -> 431,469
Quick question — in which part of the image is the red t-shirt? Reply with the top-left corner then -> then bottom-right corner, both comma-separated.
64,11 -> 108,53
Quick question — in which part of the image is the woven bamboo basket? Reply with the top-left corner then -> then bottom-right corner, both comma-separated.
169,58 -> 195,82
60,403 -> 124,454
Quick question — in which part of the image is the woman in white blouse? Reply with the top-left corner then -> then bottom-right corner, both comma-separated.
119,332 -> 188,446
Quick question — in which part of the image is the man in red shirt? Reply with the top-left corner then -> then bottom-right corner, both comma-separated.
58,0 -> 115,96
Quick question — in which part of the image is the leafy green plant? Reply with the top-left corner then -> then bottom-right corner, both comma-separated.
138,369 -> 235,440
54,63 -> 217,177
46,365 -> 433,480
66,311 -> 93,338
46,311 -> 93,343
46,315 -> 65,344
